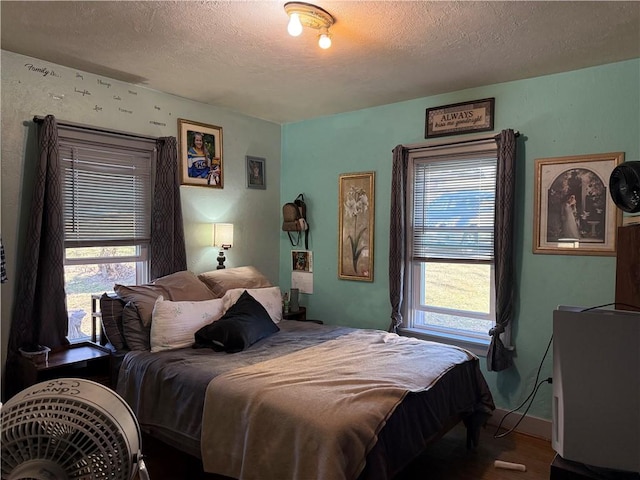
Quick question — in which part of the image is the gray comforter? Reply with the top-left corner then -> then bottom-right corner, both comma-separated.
117,320 -> 494,479
117,321 -> 355,455
201,329 -> 476,480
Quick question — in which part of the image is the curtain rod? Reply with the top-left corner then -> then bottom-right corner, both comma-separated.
33,115 -> 158,142
403,130 -> 520,151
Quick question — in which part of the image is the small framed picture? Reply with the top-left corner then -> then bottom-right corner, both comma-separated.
178,118 -> 223,188
246,156 -> 266,189
533,152 -> 623,255
292,250 -> 313,272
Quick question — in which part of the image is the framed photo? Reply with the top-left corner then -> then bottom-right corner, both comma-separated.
339,171 -> 375,281
246,155 -> 266,189
425,97 -> 494,138
292,250 -> 313,272
178,118 -> 223,188
533,152 -> 624,256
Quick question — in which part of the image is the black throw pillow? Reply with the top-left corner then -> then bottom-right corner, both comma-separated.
193,290 -> 280,353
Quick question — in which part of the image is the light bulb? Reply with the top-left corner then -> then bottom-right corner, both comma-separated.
318,32 -> 332,49
287,13 -> 303,37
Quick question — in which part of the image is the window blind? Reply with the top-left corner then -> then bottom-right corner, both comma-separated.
59,127 -> 154,247
412,151 -> 497,262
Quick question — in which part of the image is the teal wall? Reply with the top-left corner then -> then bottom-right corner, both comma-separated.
280,59 -> 640,419
1,51 -> 282,374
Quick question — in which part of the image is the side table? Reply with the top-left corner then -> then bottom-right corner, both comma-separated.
18,342 -> 113,391
283,307 -> 323,324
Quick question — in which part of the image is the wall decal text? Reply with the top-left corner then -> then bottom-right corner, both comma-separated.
24,63 -> 60,78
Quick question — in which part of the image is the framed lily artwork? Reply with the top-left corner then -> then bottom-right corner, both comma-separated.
338,171 -> 375,281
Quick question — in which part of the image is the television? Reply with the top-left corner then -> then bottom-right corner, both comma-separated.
552,306 -> 639,474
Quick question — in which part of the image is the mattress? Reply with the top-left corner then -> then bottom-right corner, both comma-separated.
117,320 -> 494,479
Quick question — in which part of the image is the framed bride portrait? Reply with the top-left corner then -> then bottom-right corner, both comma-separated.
533,152 -> 623,256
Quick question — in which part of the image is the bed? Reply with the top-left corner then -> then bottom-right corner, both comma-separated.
100,267 -> 494,480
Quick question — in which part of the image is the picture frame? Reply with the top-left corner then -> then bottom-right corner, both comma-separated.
292,250 -> 313,272
246,155 -> 266,189
425,97 -> 495,139
338,171 -> 375,281
533,152 -> 624,256
178,118 -> 223,188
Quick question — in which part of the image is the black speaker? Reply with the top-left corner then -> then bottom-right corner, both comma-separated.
609,161 -> 640,213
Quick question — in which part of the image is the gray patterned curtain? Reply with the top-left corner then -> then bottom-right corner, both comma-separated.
150,136 -> 187,280
4,115 -> 69,399
388,145 -> 409,333
487,129 -> 518,371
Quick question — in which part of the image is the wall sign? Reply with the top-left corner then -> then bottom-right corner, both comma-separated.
425,97 -> 495,138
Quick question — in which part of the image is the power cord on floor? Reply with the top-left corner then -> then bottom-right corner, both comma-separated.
493,377 -> 552,438
493,333 -> 553,439
493,302 -> 639,439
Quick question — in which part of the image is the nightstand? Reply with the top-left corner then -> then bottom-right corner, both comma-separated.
282,307 -> 323,324
283,306 -> 306,321
18,342 -> 113,390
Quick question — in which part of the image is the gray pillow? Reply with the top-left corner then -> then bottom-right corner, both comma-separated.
198,266 -> 272,298
114,270 -> 216,327
99,293 -> 127,351
121,302 -> 151,351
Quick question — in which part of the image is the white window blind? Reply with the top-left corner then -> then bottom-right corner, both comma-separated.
58,126 -> 154,247
412,151 -> 497,262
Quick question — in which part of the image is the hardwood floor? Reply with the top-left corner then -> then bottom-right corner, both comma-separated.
138,424 -> 555,480
396,424 -> 555,480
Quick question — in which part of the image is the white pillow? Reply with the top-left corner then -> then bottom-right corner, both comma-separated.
150,296 -> 226,352
222,286 -> 283,323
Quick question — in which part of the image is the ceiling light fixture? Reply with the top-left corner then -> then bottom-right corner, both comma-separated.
318,27 -> 332,49
284,2 -> 335,49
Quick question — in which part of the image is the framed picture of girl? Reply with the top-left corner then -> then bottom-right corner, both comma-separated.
178,118 -> 223,188
533,152 -> 623,255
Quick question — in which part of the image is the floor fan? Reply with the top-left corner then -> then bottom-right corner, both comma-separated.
1,378 -> 149,480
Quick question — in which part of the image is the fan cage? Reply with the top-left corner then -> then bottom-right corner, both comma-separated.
1,379 -> 143,480
609,161 -> 640,213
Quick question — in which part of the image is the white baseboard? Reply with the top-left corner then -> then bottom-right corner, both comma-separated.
486,407 -> 552,441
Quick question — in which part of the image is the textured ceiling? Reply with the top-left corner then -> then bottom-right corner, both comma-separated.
1,1 -> 639,124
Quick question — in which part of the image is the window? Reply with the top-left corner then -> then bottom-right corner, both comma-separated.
404,140 -> 498,354
59,126 -> 155,342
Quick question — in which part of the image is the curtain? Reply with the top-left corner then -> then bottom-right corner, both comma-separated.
150,136 -> 187,280
388,145 -> 409,333
487,129 -> 518,371
1,238 -> 7,283
4,115 -> 69,399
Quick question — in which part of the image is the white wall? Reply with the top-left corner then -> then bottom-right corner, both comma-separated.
1,50 -> 282,376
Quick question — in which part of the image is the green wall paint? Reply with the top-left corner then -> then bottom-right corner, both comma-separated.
280,59 -> 640,420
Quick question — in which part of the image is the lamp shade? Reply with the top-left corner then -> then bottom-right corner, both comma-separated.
212,223 -> 234,249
